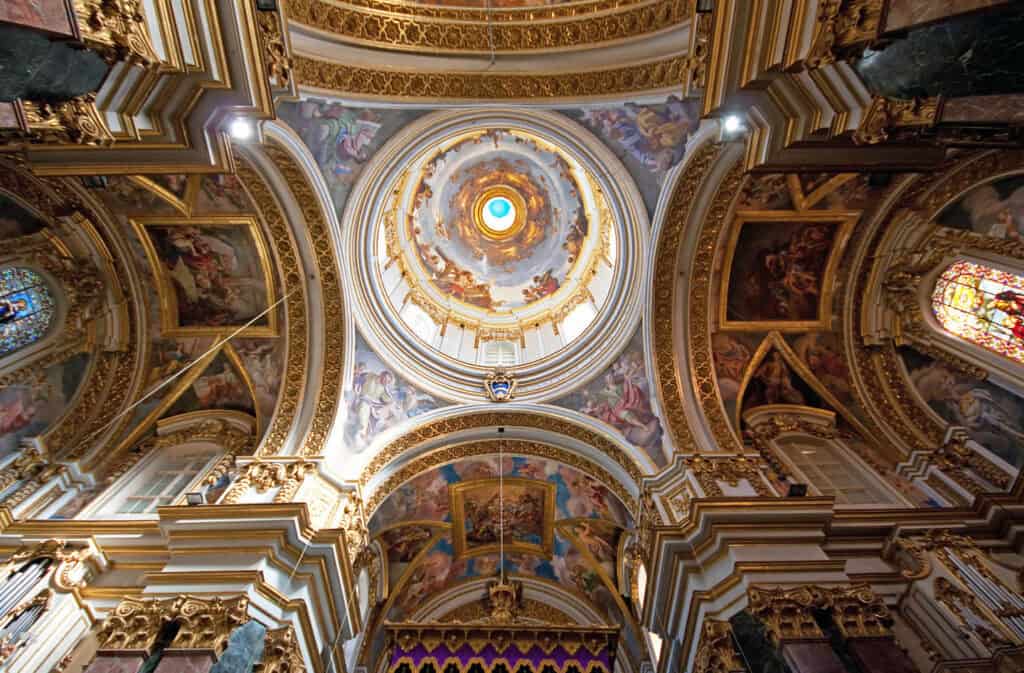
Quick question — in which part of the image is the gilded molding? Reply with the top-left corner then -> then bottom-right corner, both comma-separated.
13,96 -> 114,146
288,0 -> 687,53
693,620 -> 746,673
364,438 -> 637,519
748,584 -> 893,644
260,143 -> 345,458
256,9 -> 293,89
257,625 -> 306,673
234,156 -> 309,457
685,455 -> 772,497
806,0 -> 884,69
686,155 -> 748,453
96,595 -> 250,653
853,97 -> 941,146
73,0 -> 158,66
221,459 -> 316,505
294,54 -> 687,100
650,142 -> 719,453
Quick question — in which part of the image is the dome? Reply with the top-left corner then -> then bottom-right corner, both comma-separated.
344,110 -> 647,402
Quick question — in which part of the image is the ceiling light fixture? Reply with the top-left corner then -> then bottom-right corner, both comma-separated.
229,117 -> 254,141
723,115 -> 745,134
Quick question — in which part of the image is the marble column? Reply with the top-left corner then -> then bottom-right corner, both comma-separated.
884,0 -> 1012,33
779,640 -> 847,673
848,638 -> 919,673
152,652 -> 216,673
83,653 -> 148,673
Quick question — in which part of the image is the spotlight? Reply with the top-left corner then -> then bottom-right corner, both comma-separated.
723,115 -> 745,134
186,492 -> 206,506
229,117 -> 254,141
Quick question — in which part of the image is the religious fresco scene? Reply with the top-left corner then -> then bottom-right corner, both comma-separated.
3,5 -> 1024,673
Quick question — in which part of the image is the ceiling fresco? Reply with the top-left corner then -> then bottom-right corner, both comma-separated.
553,328 -> 668,468
90,174 -> 286,440
367,453 -> 640,665
407,128 -> 594,313
563,96 -> 700,212
278,101 -> 425,211
343,333 -> 446,453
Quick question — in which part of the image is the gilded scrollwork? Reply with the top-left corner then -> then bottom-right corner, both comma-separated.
685,455 -> 772,497
650,142 -> 720,453
257,625 -> 306,673
853,97 -> 941,146
805,0 -> 884,69
259,144 -> 345,458
255,9 -> 292,90
693,620 -> 746,673
748,584 -> 893,644
14,96 -> 113,147
294,55 -> 688,100
221,459 -> 316,505
96,595 -> 250,653
288,0 -> 688,53
73,0 -> 158,66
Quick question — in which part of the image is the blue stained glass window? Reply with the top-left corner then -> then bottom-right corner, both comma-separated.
0,268 -> 55,358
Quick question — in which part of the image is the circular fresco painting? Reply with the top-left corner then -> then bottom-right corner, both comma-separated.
408,129 -> 590,313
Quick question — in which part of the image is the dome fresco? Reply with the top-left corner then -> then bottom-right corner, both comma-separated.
392,126 -> 610,316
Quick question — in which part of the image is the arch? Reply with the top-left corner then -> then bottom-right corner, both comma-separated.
354,406 -> 651,517
931,259 -> 1024,365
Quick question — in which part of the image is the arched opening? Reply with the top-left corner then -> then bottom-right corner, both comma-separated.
931,260 -> 1024,365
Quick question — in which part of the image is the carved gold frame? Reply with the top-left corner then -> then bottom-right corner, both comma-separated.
131,216 -> 279,338
449,477 -> 556,560
717,210 -> 859,332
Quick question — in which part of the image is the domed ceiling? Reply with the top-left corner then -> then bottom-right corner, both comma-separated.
385,126 -> 613,344
343,110 -> 647,402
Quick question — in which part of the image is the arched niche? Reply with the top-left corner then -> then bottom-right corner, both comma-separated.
62,411 -> 256,519
743,405 -> 912,507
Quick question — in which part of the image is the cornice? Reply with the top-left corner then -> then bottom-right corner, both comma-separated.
294,53 -> 687,101
288,0 -> 689,54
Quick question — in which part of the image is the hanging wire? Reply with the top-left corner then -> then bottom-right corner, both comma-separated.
499,435 -> 505,582
67,287 -> 298,456
485,0 -> 497,68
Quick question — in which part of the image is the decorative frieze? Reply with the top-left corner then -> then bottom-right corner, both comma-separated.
748,585 -> 894,644
221,459 -> 316,505
96,595 -> 249,654
73,0 -> 157,66
853,97 -> 941,145
15,96 -> 113,146
685,455 -> 773,497
257,625 -> 306,673
806,0 -> 885,69
693,620 -> 747,673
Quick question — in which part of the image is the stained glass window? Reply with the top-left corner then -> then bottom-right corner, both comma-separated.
0,268 -> 55,358
932,260 -> 1024,364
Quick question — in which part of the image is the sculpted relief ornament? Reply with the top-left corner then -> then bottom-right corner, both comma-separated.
221,459 -> 316,505
97,595 -> 249,653
747,584 -> 894,644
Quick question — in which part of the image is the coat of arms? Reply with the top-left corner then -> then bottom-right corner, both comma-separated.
484,370 -> 516,402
